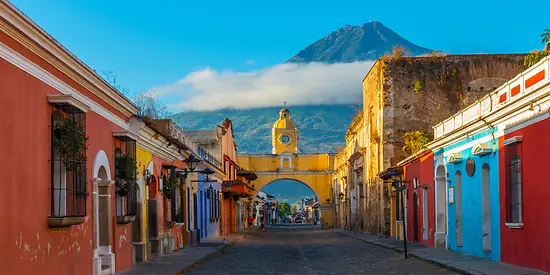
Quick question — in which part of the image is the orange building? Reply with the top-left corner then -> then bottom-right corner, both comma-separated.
0,2 -> 140,274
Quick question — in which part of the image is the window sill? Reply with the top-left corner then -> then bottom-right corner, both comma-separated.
175,223 -> 185,227
116,215 -> 136,224
48,216 -> 85,228
505,223 -> 524,229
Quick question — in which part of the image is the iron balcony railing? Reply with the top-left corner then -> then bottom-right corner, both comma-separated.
196,146 -> 222,169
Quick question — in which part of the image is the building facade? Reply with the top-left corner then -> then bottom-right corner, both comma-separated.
238,108 -> 335,226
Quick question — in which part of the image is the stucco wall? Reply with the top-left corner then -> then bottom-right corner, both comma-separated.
403,153 -> 435,247
500,119 -> 550,272
440,129 -> 501,261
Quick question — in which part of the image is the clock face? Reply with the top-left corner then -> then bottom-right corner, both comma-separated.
280,134 -> 291,144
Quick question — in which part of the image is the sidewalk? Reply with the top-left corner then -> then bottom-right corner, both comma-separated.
116,233 -> 247,275
336,229 -> 548,275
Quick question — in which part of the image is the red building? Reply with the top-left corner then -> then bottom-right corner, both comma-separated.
384,151 -> 436,247
402,151 -> 436,247
0,2 -> 139,274
498,98 -> 550,271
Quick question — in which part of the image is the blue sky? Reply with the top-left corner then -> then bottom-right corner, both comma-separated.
261,180 -> 316,205
11,0 -> 548,110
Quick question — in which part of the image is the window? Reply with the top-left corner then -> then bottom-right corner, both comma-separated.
50,106 -> 87,218
114,138 -> 138,218
505,141 -> 522,224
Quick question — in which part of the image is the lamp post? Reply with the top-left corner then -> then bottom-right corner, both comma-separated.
385,169 -> 409,259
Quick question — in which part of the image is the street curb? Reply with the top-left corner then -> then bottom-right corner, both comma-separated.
336,230 -> 475,275
176,233 -> 249,274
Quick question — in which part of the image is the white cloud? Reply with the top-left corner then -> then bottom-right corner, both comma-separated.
153,61 -> 375,111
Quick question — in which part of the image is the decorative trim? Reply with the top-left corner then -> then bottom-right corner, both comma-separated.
47,216 -> 85,228
0,2 -> 137,114
113,130 -> 139,141
116,215 -> 136,224
472,143 -> 493,156
447,153 -> 463,164
0,41 -> 130,129
505,223 -> 524,229
47,94 -> 90,113
503,136 -> 523,146
91,150 -> 112,181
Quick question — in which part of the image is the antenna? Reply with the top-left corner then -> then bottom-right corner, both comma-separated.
284,101 -> 287,108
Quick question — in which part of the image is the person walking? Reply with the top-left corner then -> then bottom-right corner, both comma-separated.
247,215 -> 254,231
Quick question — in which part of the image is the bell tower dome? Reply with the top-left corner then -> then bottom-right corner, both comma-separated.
272,104 -> 298,155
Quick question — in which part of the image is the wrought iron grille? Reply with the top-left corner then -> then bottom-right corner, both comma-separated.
115,138 -> 138,216
505,142 -> 523,223
50,106 -> 87,218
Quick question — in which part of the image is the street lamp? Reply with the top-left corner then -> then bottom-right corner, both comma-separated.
383,168 -> 409,259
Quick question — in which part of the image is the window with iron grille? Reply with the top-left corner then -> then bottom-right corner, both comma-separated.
115,138 -> 138,217
50,106 -> 88,218
506,141 -> 522,223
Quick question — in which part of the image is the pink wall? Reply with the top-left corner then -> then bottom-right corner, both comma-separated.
499,119 -> 550,272
403,152 -> 435,247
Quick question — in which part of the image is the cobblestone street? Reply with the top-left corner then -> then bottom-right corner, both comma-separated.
184,226 -> 456,275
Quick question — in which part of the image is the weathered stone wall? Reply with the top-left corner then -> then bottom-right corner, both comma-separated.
359,54 -> 526,237
384,54 -> 526,166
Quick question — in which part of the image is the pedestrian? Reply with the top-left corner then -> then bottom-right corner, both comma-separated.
247,215 -> 254,231
260,221 -> 266,232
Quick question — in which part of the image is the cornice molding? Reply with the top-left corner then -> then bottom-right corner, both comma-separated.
0,2 -> 137,116
0,40 -> 129,129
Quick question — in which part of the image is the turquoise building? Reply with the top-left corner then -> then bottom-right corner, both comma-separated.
433,128 -> 501,260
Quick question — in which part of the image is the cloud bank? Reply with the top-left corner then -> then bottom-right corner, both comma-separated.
152,61 -> 374,111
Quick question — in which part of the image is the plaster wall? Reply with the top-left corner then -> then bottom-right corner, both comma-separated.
442,134 -> 501,261
499,118 -> 550,272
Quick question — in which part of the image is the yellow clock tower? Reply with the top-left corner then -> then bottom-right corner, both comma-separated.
272,106 -> 298,154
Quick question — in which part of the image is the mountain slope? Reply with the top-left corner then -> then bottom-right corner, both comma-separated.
288,21 -> 432,63
172,22 -> 432,153
170,105 -> 359,154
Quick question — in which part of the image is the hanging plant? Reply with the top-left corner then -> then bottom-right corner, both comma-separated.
163,177 -> 176,199
53,114 -> 89,172
115,154 -> 137,197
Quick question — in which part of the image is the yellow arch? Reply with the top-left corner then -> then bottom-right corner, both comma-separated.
238,153 -> 335,226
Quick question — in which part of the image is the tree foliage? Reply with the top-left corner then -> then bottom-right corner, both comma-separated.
135,91 -> 172,119
278,202 -> 291,218
524,29 -> 550,68
402,130 -> 431,155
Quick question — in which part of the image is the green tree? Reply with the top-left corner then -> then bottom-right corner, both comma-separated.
290,204 -> 298,214
541,29 -> 550,44
402,130 -> 431,155
278,202 -> 291,218
524,29 -> 550,67
134,91 -> 172,119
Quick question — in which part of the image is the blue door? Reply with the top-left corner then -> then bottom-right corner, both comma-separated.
194,193 -> 200,243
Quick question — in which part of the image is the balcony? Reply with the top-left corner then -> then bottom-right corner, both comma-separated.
223,180 -> 254,197
196,146 -> 222,169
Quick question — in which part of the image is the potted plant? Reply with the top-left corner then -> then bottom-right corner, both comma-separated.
163,177 -> 176,198
115,153 -> 137,197
52,114 -> 89,172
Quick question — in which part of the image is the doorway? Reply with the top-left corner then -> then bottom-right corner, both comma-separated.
413,190 -> 419,243
455,171 -> 463,247
435,165 -> 447,248
481,164 -> 491,252
91,150 -> 115,275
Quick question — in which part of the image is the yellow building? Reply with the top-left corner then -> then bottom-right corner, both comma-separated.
237,107 -> 335,226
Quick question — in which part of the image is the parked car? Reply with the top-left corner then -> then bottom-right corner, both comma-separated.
295,215 -> 303,223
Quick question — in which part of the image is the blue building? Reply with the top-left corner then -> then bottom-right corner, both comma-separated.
431,118 -> 502,260
198,173 -> 222,241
